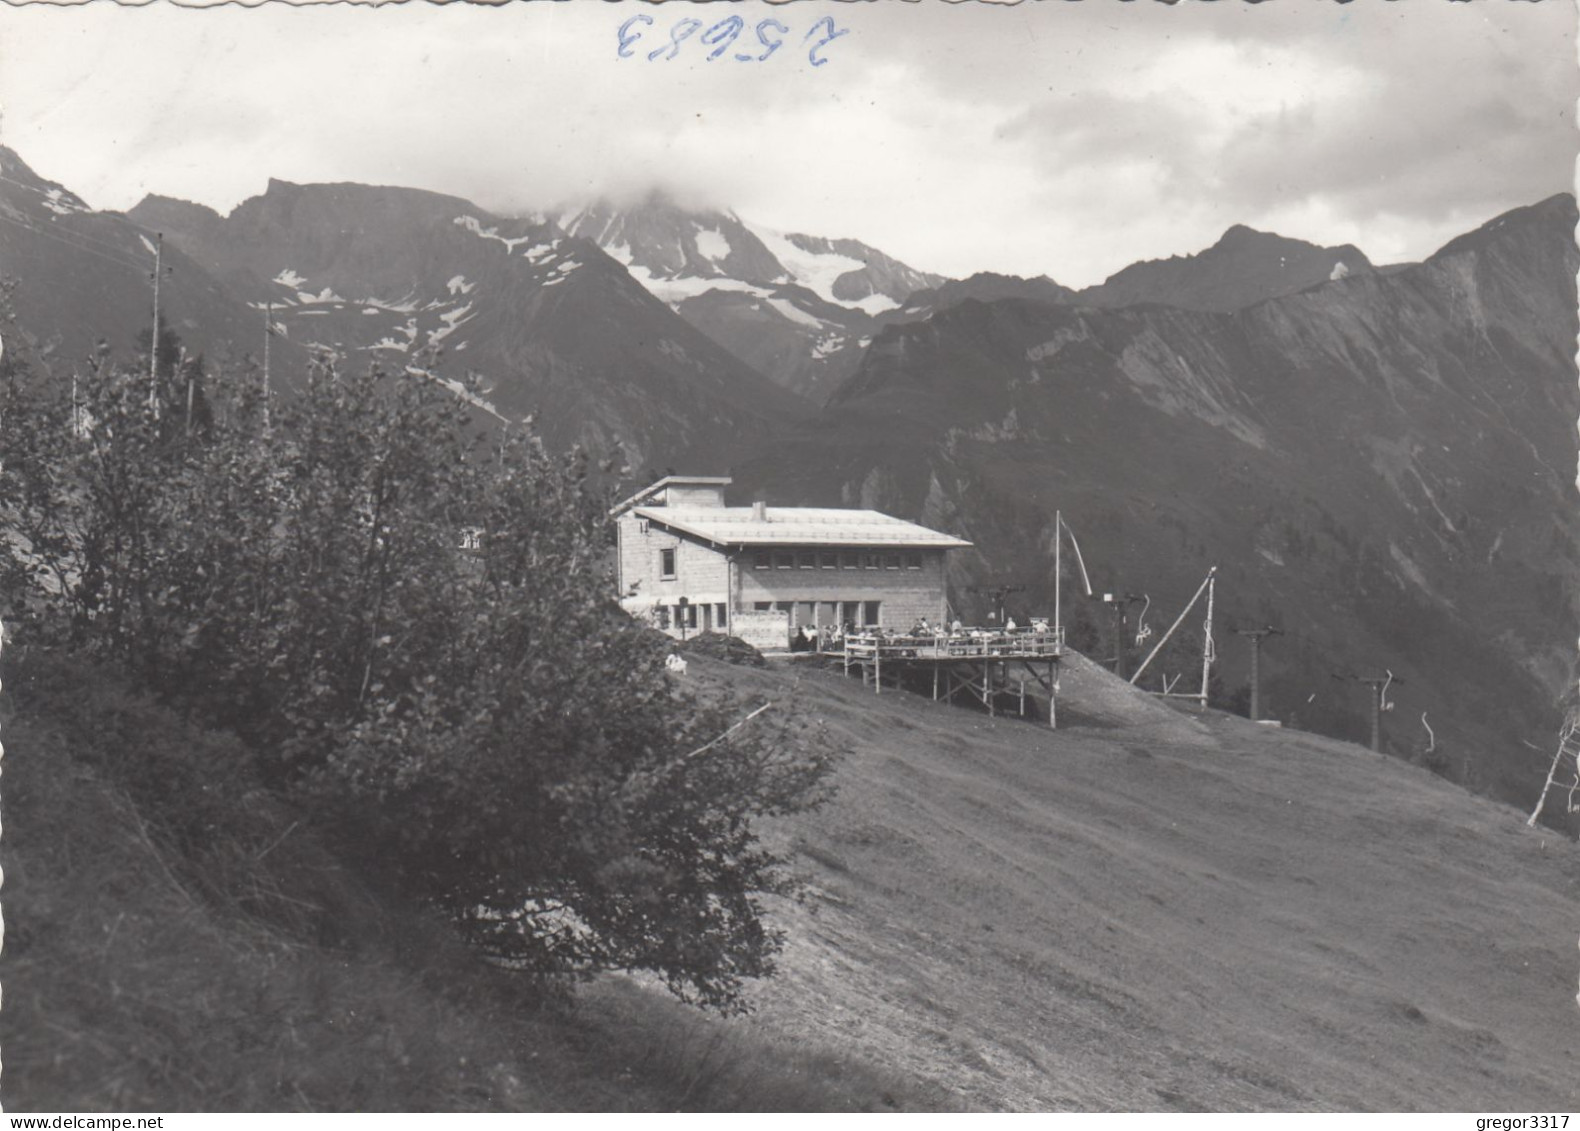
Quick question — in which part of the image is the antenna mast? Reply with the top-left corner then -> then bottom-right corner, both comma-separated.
263,299 -> 272,431
148,233 -> 163,416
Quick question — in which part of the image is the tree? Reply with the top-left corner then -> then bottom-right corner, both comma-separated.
3,349 -> 840,1009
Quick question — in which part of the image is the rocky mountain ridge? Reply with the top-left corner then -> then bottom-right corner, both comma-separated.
731,192 -> 1580,810
5,157 -> 799,468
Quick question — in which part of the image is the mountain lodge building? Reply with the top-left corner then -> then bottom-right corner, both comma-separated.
612,476 -> 972,647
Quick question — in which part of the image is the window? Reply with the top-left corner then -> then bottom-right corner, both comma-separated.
754,602 -> 772,611
752,551 -> 770,570
819,552 -> 837,570
716,603 -> 728,628
637,519 -> 650,535
797,551 -> 815,570
904,552 -> 923,570
862,552 -> 880,570
660,548 -> 676,579
655,605 -> 671,629
840,552 -> 859,570
883,553 -> 901,570
863,600 -> 881,627
774,551 -> 793,570
459,526 -> 483,551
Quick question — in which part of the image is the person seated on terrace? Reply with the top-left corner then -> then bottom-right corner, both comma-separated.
791,626 -> 811,652
911,617 -> 932,636
806,624 -> 820,650
950,617 -> 964,635
1004,616 -> 1018,632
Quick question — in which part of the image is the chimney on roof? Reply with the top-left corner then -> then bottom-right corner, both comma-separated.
752,500 -> 767,522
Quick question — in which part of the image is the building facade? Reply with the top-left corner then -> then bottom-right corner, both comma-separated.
612,476 -> 971,645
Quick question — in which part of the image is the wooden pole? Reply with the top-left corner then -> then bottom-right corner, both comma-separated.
1369,681 -> 1381,751
1199,572 -> 1216,710
1049,660 -> 1057,729
1235,627 -> 1280,721
1111,600 -> 1127,680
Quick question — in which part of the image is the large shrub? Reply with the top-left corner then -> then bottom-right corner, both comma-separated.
2,349 -> 838,1009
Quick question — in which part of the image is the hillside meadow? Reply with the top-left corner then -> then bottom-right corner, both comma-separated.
7,643 -> 1577,1111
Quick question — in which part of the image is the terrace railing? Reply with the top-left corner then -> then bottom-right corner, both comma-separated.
840,626 -> 1064,660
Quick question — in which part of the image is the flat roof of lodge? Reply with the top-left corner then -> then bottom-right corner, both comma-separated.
633,505 -> 972,549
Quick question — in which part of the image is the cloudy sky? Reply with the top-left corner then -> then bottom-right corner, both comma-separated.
0,0 -> 1573,286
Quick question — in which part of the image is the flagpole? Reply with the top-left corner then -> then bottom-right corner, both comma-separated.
1055,509 -> 1062,645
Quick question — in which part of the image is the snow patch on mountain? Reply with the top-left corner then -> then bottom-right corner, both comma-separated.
766,296 -> 826,330
625,265 -> 768,305
42,187 -> 88,217
694,228 -> 731,263
405,365 -> 507,422
446,275 -> 475,296
361,294 -> 421,315
454,214 -> 535,255
849,293 -> 899,316
810,334 -> 846,361
273,268 -> 307,289
752,227 -> 859,304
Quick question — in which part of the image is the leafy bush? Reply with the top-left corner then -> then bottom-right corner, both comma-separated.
2,348 -> 839,1009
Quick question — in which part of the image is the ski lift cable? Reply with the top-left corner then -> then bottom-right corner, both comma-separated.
0,173 -> 159,259
0,211 -> 150,275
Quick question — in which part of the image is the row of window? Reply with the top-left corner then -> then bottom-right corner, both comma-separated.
750,549 -> 923,572
654,601 -> 726,630
755,599 -> 882,627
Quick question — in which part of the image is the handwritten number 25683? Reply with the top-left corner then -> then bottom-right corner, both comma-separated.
617,15 -> 847,65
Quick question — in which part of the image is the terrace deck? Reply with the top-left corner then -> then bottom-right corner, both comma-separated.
838,630 -> 1064,725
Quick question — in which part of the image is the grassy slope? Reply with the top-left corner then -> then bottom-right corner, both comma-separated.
687,652 -> 1580,1112
8,647 -> 1578,1111
0,659 -> 940,1113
